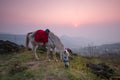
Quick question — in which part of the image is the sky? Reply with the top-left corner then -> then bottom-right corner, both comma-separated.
0,0 -> 120,45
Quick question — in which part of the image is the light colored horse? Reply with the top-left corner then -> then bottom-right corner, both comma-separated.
26,30 -> 69,67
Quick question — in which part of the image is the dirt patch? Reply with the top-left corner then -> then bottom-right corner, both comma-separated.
26,60 -> 40,70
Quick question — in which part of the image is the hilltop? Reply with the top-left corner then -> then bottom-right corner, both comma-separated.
0,49 -> 119,80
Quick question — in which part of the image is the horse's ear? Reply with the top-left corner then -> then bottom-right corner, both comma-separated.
45,29 -> 50,34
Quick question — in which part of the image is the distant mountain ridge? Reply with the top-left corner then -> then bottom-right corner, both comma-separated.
96,42 -> 120,53
60,35 -> 92,48
99,43 -> 120,49
0,34 -> 93,48
0,33 -> 120,53
0,33 -> 26,45
78,42 -> 120,56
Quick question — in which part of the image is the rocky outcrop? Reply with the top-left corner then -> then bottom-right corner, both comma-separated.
0,40 -> 25,54
86,62 -> 115,79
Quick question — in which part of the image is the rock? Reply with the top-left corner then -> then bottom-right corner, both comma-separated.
86,62 -> 115,79
0,40 -> 25,54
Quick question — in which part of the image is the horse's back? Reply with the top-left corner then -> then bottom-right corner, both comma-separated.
34,30 -> 48,43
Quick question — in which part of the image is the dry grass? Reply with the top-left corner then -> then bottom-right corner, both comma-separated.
0,50 -> 119,80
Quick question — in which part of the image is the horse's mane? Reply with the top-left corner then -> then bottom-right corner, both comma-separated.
49,32 -> 64,50
49,32 -> 60,41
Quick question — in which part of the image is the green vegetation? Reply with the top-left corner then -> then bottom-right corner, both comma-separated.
0,51 -> 119,80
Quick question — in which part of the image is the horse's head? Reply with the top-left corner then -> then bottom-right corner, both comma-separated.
62,49 -> 70,68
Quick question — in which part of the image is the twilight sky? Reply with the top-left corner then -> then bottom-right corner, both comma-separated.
0,0 -> 120,45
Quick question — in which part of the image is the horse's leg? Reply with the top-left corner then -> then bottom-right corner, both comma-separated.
59,51 -> 62,60
53,49 -> 58,61
46,48 -> 51,61
34,45 -> 39,60
32,42 -> 39,60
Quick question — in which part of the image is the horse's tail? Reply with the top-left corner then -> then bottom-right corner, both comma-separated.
26,32 -> 33,50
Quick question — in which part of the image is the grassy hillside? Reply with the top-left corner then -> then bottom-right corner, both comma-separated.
0,50 -> 119,80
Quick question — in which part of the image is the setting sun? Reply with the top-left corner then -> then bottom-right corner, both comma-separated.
0,0 -> 120,43
74,23 -> 78,28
